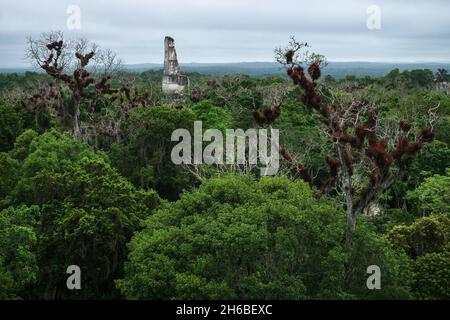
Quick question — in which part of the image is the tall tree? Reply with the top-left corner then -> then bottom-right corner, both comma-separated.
254,38 -> 436,243
25,31 -> 149,143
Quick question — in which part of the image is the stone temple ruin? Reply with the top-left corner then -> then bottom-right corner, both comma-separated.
162,36 -> 189,94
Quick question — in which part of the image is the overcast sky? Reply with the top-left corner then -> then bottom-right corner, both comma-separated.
0,0 -> 449,67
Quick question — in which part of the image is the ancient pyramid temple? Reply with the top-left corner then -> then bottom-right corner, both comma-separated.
162,36 -> 189,94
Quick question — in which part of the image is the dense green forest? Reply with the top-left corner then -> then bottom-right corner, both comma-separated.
0,34 -> 449,300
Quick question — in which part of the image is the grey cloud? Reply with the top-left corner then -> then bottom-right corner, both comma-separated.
0,0 -> 449,67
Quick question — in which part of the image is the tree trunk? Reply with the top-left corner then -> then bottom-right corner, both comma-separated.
336,143 -> 356,246
72,102 -> 82,141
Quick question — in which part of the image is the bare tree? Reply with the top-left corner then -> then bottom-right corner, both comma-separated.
26,31 -> 122,75
24,31 -> 145,142
26,31 -> 73,71
93,48 -> 123,76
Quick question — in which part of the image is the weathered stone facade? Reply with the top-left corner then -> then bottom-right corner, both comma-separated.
162,36 -> 189,94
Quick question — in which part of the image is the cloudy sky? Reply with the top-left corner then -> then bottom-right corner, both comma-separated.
0,0 -> 449,67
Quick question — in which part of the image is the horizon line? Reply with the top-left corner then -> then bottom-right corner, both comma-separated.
2,60 -> 450,69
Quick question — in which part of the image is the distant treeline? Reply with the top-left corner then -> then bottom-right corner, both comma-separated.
1,67 -> 447,92
2,61 -> 450,79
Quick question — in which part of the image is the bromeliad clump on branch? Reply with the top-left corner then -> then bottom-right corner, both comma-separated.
257,37 -> 436,240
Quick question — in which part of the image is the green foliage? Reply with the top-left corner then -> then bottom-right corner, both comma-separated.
370,208 -> 422,236
110,106 -> 196,200
118,175 -> 332,299
389,141 -> 450,211
191,75 -> 265,129
0,206 -> 39,299
0,153 -> 20,202
0,72 -> 52,91
0,66 -> 449,300
413,249 -> 450,299
402,69 -> 435,88
388,214 -> 450,258
32,158 -> 159,299
342,222 -> 413,299
406,169 -> 450,216
191,100 -> 232,131
0,129 -> 160,299
9,129 -> 39,161
275,98 -> 329,183
409,141 -> 450,182
3,129 -> 104,207
388,214 -> 450,299
0,102 -> 28,152
118,175 -> 411,299
383,68 -> 435,88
